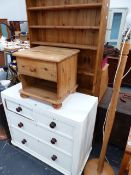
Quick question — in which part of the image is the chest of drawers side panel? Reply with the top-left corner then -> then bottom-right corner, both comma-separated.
71,101 -> 98,175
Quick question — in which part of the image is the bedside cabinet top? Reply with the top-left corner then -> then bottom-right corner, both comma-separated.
13,46 -> 80,62
2,83 -> 98,123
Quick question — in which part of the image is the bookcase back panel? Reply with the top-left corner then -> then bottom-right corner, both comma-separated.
78,50 -> 96,73
28,10 -> 101,27
30,29 -> 99,46
30,29 -> 46,42
77,74 -> 93,90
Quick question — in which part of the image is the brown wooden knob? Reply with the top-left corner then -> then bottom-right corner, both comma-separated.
51,155 -> 57,161
51,138 -> 57,144
30,67 -> 36,72
18,122 -> 24,128
16,107 -> 22,112
50,122 -> 56,129
21,139 -> 27,144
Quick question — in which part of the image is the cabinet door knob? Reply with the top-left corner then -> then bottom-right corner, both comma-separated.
51,138 -> 57,144
18,122 -> 24,128
21,139 -> 27,144
16,107 -> 22,112
49,122 -> 56,129
51,155 -> 57,161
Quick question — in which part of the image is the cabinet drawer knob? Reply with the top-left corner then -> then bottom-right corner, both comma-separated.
30,67 -> 36,72
51,155 -> 57,161
51,138 -> 57,144
18,122 -> 24,128
49,122 -> 56,129
16,107 -> 22,112
21,139 -> 27,144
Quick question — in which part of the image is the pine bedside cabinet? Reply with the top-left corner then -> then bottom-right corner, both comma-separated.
1,83 -> 98,175
13,46 -> 79,108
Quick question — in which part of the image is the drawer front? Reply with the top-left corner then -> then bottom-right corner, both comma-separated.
11,127 -> 72,172
38,139 -> 72,172
37,125 -> 73,154
8,111 -> 73,154
35,112 -> 74,139
6,99 -> 33,120
17,58 -> 57,82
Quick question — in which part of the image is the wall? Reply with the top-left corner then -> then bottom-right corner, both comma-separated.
0,0 -> 27,21
0,0 -> 130,26
110,0 -> 131,26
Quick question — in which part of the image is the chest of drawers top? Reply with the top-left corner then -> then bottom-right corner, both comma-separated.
2,83 -> 98,123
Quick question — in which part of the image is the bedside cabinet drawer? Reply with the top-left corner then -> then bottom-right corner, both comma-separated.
11,128 -> 72,173
17,58 -> 57,82
35,112 -> 74,139
6,100 -> 33,120
8,111 -> 73,154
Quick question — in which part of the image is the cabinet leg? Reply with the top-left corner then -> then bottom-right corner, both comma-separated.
52,103 -> 62,109
129,163 -> 131,175
119,152 -> 130,175
0,128 -> 8,140
20,93 -> 29,98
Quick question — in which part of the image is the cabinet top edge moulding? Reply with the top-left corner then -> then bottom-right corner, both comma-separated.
13,46 -> 80,63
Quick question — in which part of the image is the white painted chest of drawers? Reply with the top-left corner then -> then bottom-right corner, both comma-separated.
1,83 -> 98,175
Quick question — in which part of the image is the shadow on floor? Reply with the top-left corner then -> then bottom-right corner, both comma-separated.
0,140 -> 126,175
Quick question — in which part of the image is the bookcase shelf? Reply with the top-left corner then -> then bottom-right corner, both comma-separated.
29,25 -> 100,30
28,3 -> 102,11
78,71 -> 95,77
31,41 -> 97,50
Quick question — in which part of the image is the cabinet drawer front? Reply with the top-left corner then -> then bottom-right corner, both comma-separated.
8,111 -> 73,154
11,128 -> 72,172
37,125 -> 73,154
38,139 -> 72,172
35,112 -> 74,139
10,127 -> 41,157
6,100 -> 33,120
17,58 -> 57,82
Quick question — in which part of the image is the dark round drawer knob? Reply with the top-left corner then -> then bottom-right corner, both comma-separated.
30,67 -> 36,72
49,122 -> 56,129
21,139 -> 27,144
18,122 -> 24,128
16,107 -> 22,112
51,155 -> 57,161
51,138 -> 57,144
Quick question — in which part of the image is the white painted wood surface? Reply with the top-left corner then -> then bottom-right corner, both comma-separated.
2,83 -> 98,175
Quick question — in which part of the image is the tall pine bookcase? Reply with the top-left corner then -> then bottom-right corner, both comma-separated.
25,0 -> 109,99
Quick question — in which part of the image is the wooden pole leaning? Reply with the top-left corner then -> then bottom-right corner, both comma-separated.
84,41 -> 131,175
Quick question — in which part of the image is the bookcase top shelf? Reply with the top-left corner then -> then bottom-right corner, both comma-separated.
27,3 -> 102,11
13,46 -> 80,62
